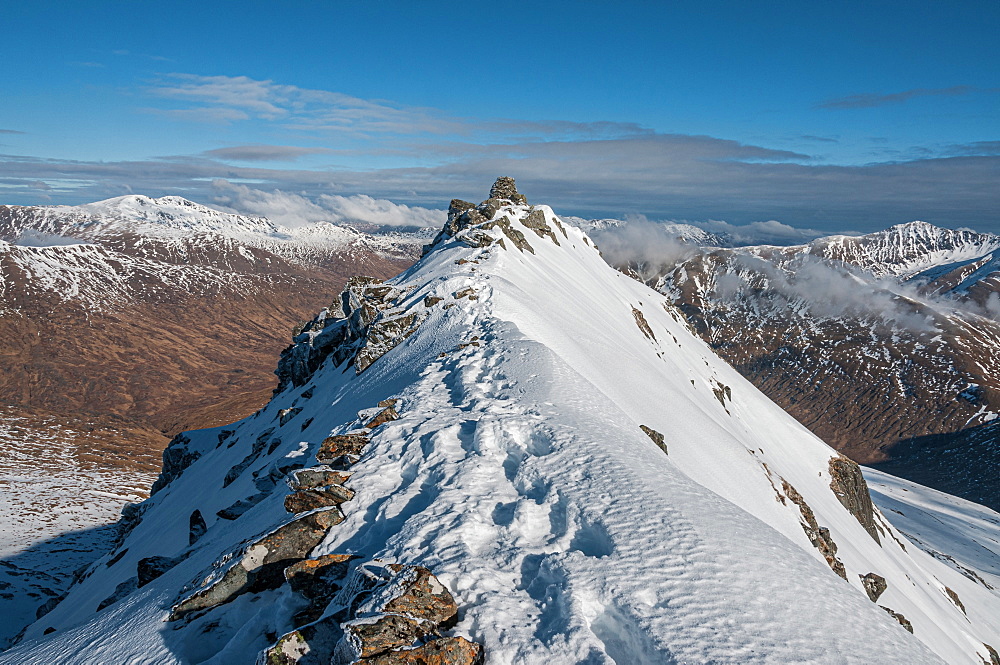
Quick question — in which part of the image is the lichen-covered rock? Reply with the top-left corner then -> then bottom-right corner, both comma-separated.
640,425 -> 667,455
289,467 -> 352,490
285,485 -> 356,513
829,456 -> 880,544
360,637 -> 484,665
170,508 -> 344,621
380,565 -> 458,627
860,572 -> 887,602
150,433 -> 198,495
317,433 -> 370,465
338,614 -> 429,659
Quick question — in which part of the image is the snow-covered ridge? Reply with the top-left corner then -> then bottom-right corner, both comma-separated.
6,179 -> 997,664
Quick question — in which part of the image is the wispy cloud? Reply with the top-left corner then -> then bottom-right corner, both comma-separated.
943,141 -> 1000,156
201,145 -> 332,162
0,130 -> 25,135
146,73 -> 656,141
816,85 -> 982,109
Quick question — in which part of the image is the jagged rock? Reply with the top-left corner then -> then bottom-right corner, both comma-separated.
260,616 -> 343,665
640,425 -> 667,455
366,404 -> 399,429
285,485 -> 356,513
424,296 -> 442,307
945,586 -> 966,614
190,509 -> 208,545
217,492 -> 269,520
861,572 -> 887,602
137,555 -> 182,587
280,407 -> 303,426
301,418 -> 314,431
489,177 -> 527,205
456,229 -> 495,248
97,578 -> 137,611
355,313 -> 422,374
880,606 -> 913,633
150,433 -> 198,495
453,287 -> 477,300
477,198 -> 505,220
224,428 -> 276,488
360,637 -> 484,665
984,643 -> 1000,665
484,216 -> 533,254
290,467 -> 353,490
522,209 -> 559,245
781,480 -> 847,579
170,508 -> 345,621
317,433 -> 370,466
445,200 -> 476,235
275,278 -> 406,391
829,456 -> 881,544
632,307 -> 655,341
712,380 -> 732,409
338,614 -> 429,660
35,595 -> 64,620
218,429 -> 236,447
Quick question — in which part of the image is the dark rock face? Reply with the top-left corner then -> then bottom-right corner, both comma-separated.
640,425 -> 667,455
150,433 -> 199,495
189,510 -> 207,545
262,616 -> 343,665
361,637 -> 484,664
137,555 -> 181,588
781,480 -> 847,579
632,307 -> 655,341
522,209 -> 559,245
860,572 -> 887,602
944,586 -> 966,614
985,643 -> 1000,665
96,578 -> 138,611
828,457 -> 880,544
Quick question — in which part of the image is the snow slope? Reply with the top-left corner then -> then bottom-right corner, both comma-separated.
5,189 -> 997,663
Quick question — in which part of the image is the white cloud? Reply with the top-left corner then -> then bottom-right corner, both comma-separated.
209,180 -> 444,229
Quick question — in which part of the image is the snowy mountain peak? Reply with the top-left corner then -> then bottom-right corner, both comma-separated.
5,181 -> 999,664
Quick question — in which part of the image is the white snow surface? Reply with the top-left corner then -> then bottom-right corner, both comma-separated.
865,468 -> 1000,594
6,205 -> 998,663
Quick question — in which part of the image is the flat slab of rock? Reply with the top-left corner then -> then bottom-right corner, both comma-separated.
360,637 -> 484,665
285,485 -> 356,514
316,434 -> 369,465
289,467 -> 352,490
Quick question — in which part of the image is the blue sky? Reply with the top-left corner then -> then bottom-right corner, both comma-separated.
1,0 -> 997,233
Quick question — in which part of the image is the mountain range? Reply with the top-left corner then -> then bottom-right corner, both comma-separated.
2,180 -> 998,664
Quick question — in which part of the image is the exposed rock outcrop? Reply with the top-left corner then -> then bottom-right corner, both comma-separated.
640,425 -> 667,455
860,572 -> 887,602
781,480 -> 846,579
829,456 -> 881,544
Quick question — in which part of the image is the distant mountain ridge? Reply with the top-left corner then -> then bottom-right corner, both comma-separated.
609,219 -> 1000,510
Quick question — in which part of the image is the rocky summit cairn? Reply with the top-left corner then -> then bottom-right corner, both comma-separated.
489,176 -> 527,205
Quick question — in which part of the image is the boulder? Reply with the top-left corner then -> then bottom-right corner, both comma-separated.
781,480 -> 847,579
338,614 -> 430,660
286,554 -> 358,601
380,565 -> 459,627
97,577 -> 138,611
150,434 -> 199,495
280,407 -> 303,426
366,404 -> 399,429
355,313 -> 422,374
880,606 -> 913,633
259,616 -> 343,665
